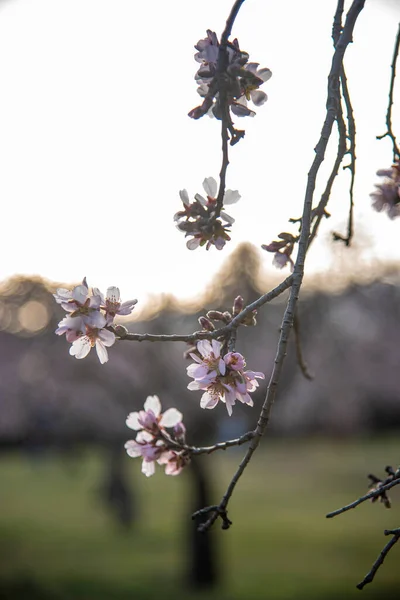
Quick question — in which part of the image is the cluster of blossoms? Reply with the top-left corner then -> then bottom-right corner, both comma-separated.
188,30 -> 272,121
187,339 -> 264,416
125,396 -> 189,477
54,278 -> 137,364
261,232 -> 297,270
175,176 -> 240,250
370,161 -> 400,219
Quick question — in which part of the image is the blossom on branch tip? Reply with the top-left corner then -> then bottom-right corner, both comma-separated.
187,340 -> 264,416
125,396 -> 188,477
370,161 -> 400,219
54,279 -> 136,363
189,30 -> 272,124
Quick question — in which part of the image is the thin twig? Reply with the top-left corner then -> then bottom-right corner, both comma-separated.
169,430 -> 255,456
376,22 -> 400,160
195,0 -> 366,532
308,84 -> 347,248
356,529 -> 400,590
326,477 -> 400,519
214,0 -> 246,219
332,67 -> 356,246
293,310 -> 313,380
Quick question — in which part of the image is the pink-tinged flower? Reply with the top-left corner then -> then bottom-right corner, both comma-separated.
272,251 -> 294,270
69,326 -> 115,364
187,339 -> 226,382
175,177 -> 240,251
239,63 -> 272,105
370,162 -> 400,219
53,278 -> 105,328
189,31 -> 271,121
126,395 -> 182,435
125,431 -> 166,477
55,315 -> 85,343
262,233 -> 296,271
94,286 -> 138,325
224,352 -> 245,371
187,341 -> 264,416
158,450 -> 188,476
125,396 -> 187,477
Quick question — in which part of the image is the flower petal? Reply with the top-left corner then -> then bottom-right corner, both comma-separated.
142,460 -> 156,477
95,340 -> 109,364
69,336 -> 91,359
251,90 -> 268,106
179,189 -> 190,206
223,189 -> 241,205
202,177 -> 217,198
144,395 -> 162,417
126,412 -> 141,430
257,67 -> 272,82
187,237 -> 201,250
160,408 -> 183,428
97,328 -> 116,347
200,392 -> 219,410
72,285 -> 88,305
124,440 -> 142,457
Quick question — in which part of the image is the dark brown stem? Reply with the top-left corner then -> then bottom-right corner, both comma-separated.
356,529 -> 400,590
293,310 -> 313,380
332,67 -> 356,246
376,22 -> 400,160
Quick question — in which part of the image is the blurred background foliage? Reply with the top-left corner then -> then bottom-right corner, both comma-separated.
1,243 -> 400,599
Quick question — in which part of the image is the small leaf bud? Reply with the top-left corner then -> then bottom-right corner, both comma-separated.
233,295 -> 244,316
198,316 -> 215,331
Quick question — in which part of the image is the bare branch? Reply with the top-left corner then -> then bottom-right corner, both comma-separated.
326,477 -> 400,519
184,431 -> 255,456
116,275 -> 293,343
332,67 -> 356,246
356,529 -> 400,590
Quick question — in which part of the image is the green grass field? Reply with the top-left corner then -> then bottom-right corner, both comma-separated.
0,437 -> 399,599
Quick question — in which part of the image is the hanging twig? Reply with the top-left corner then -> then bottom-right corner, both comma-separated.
376,22 -> 400,160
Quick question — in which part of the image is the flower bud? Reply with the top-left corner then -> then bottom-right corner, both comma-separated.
198,316 -> 215,331
233,295 -> 244,316
114,325 -> 128,338
206,310 -> 225,321
173,422 -> 186,444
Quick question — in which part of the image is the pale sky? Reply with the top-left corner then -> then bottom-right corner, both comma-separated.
0,0 -> 399,302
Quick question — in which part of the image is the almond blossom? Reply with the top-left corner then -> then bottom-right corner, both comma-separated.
53,278 -> 104,328
125,396 -> 188,477
175,177 -> 240,251
262,233 -> 296,271
69,325 -> 115,364
187,340 -> 265,416
54,279 -> 137,364
189,30 -> 272,121
370,161 -> 400,219
93,286 -> 137,325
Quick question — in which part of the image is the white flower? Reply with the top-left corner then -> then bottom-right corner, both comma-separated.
126,395 -> 183,432
69,326 -> 115,364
